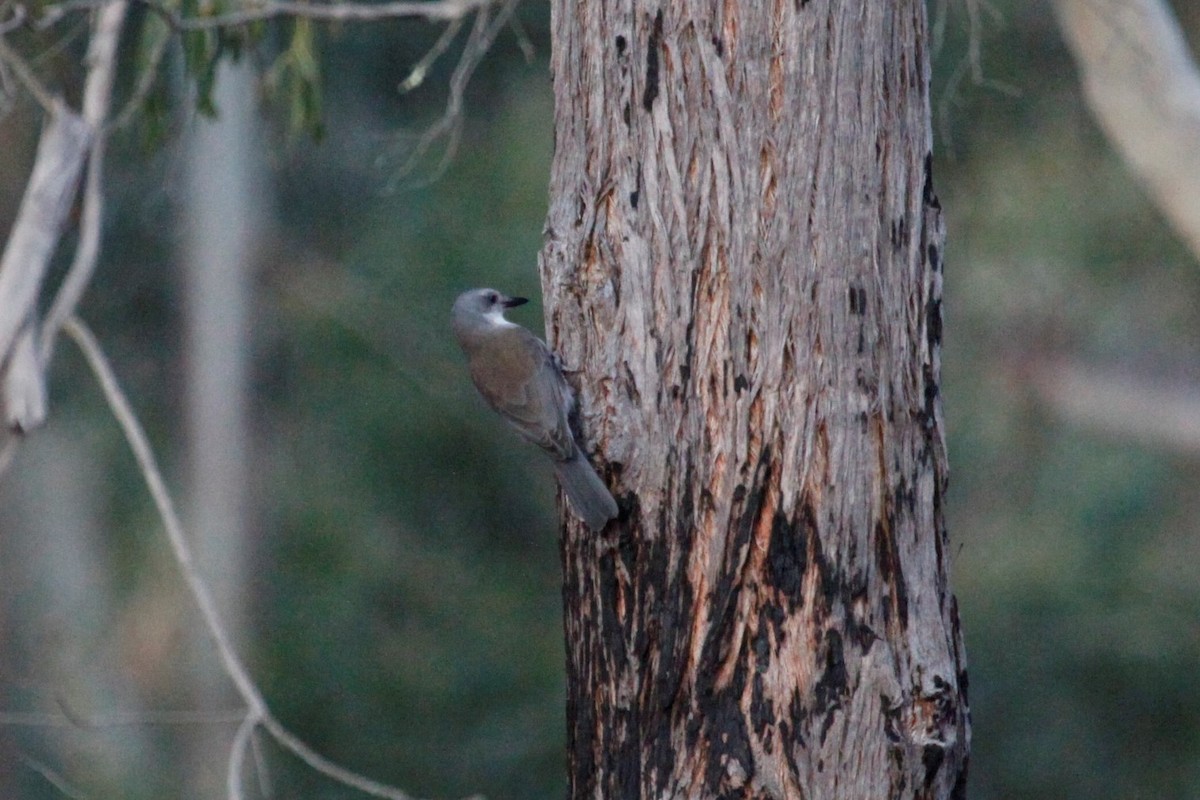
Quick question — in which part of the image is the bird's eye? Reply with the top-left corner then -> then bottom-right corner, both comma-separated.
486,291 -> 498,304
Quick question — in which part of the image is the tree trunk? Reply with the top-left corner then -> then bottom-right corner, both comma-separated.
540,2 -> 970,798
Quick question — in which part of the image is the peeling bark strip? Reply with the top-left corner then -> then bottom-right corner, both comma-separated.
541,2 -> 969,799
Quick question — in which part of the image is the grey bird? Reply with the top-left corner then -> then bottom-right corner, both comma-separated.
451,288 -> 619,531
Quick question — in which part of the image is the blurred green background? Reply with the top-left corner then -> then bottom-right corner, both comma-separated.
1,1 -> 1199,798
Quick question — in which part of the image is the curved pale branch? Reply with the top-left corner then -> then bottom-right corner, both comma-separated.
41,0 -> 127,357
1054,0 -> 1200,261
63,316 -> 481,800
0,0 -> 125,433
37,0 -> 496,29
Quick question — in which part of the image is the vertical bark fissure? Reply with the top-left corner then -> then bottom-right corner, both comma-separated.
544,1 -> 969,797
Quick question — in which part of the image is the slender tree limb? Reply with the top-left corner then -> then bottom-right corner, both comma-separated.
0,31 -> 57,112
37,0 -> 496,30
3,324 -> 46,430
250,727 -> 273,798
106,15 -> 171,132
0,708 -> 248,727
62,318 -> 269,719
41,0 -> 127,360
0,0 -> 124,432
1054,0 -> 1200,261
0,4 -> 26,35
398,15 -> 463,92
0,106 -> 89,359
17,753 -> 90,800
1024,356 -> 1200,455
383,0 -> 517,189
228,714 -> 258,800
62,316 -> 481,800
0,107 -> 90,431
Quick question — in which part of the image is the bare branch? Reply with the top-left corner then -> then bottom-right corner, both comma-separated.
3,324 -> 46,430
0,4 -> 26,35
62,316 -> 479,800
228,714 -> 258,800
250,727 -> 273,798
0,708 -> 247,727
0,31 -> 58,113
506,12 -> 534,64
398,15 -> 463,92
17,753 -> 89,800
106,14 -> 171,132
38,0 -> 497,30
0,106 -> 90,430
1054,0 -> 1200,261
1025,356 -> 1200,454
41,0 -> 128,360
382,0 -> 518,190
63,317 -> 269,718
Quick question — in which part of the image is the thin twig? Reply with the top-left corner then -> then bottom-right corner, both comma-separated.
39,0 -> 495,29
18,753 -> 90,800
62,316 -> 478,800
41,0 -> 127,362
0,3 -> 25,35
63,317 -> 269,719
0,435 -> 18,479
506,13 -> 533,64
0,30 -> 58,113
398,16 -> 463,93
228,713 -> 258,800
384,0 -> 518,190
250,726 -> 273,799
107,14 -> 171,132
0,708 -> 248,727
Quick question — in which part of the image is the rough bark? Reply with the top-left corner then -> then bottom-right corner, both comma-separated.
540,2 -> 969,798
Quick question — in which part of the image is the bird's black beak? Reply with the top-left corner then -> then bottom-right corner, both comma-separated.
504,296 -> 529,308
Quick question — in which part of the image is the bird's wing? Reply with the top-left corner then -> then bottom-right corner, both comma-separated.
474,330 -> 577,461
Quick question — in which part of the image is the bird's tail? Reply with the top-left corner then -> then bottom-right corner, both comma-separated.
554,452 -> 619,531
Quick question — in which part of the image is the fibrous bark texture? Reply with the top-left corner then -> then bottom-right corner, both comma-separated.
540,2 -> 969,799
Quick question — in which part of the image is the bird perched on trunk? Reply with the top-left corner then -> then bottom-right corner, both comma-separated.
451,288 -> 619,531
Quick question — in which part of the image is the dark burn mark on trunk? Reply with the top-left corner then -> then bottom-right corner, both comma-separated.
922,152 -> 941,210
700,449 -> 771,682
597,550 -> 629,672
645,454 -> 697,796
700,664 -> 755,790
874,518 -> 910,629
753,621 -> 771,672
615,34 -> 627,55
891,215 -> 908,251
922,742 -> 946,789
926,295 -> 943,348
922,363 -> 940,429
767,508 -> 805,602
751,670 -> 775,735
951,760 -> 970,800
643,10 -> 664,111
813,629 -> 847,717
616,723 -> 643,797
848,284 -> 867,315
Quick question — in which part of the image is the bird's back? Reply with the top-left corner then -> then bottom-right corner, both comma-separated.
466,325 -> 576,461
